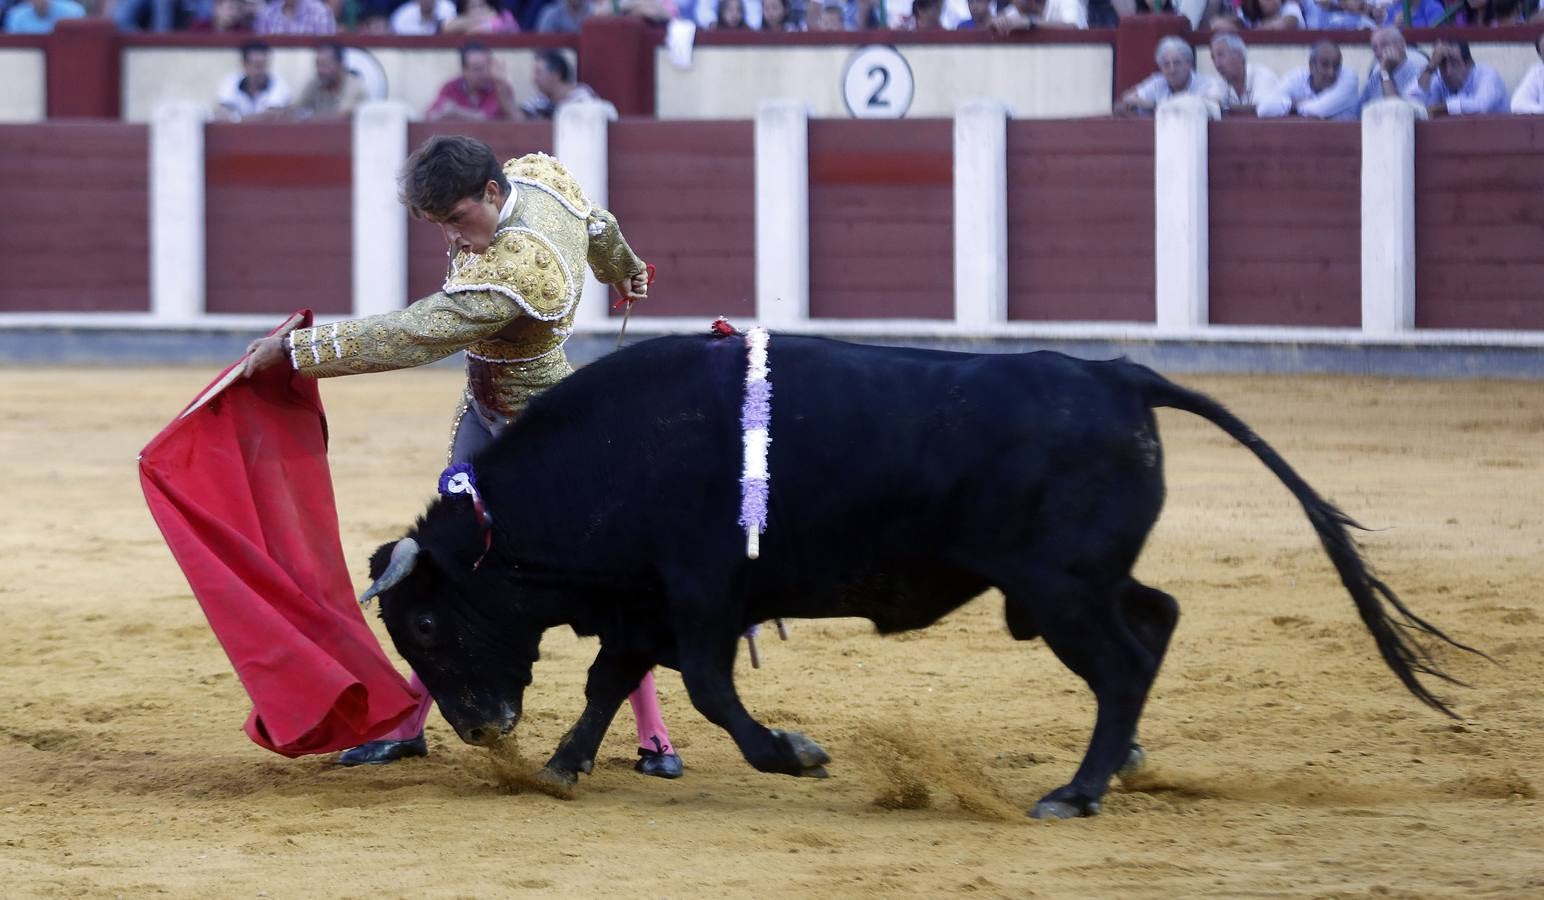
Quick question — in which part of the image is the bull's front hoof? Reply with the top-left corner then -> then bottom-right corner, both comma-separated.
770,728 -> 831,776
531,766 -> 579,800
1030,787 -> 1101,820
1116,744 -> 1148,783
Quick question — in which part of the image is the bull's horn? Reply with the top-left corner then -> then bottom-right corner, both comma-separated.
359,538 -> 420,607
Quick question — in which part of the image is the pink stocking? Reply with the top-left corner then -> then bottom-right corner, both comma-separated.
380,673 -> 434,742
627,669 -> 673,754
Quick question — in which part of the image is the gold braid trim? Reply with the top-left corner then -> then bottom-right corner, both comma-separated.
503,152 -> 590,218
287,289 -> 524,377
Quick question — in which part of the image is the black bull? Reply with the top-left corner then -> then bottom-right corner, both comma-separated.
362,334 -> 1478,818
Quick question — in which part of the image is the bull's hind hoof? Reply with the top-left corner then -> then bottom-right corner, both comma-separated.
770,728 -> 831,776
1117,744 -> 1148,782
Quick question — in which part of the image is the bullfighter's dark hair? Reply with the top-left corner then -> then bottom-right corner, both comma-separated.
537,49 -> 573,84
398,135 -> 509,222
460,41 -> 491,68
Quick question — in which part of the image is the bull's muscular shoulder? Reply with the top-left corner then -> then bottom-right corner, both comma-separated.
503,153 -> 590,218
444,229 -> 575,320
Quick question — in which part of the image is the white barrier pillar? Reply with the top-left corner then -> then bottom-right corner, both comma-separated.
352,100 -> 410,317
1360,99 -> 1418,335
150,100 -> 206,322
754,99 -> 810,327
1153,96 -> 1217,331
556,100 -> 618,330
953,99 -> 1009,331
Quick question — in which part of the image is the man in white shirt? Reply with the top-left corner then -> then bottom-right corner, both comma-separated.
1511,32 -> 1544,115
390,0 -> 456,34
1115,35 -> 1225,116
1210,32 -> 1279,116
988,0 -> 1088,31
215,40 -> 292,121
1257,40 -> 1360,121
1360,26 -> 1428,110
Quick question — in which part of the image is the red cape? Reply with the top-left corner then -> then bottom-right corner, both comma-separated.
139,311 -> 423,757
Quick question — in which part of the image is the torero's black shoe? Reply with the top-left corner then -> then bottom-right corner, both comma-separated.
336,735 -> 428,766
634,737 -> 684,779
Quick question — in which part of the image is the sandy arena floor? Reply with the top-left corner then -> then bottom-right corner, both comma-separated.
0,363 -> 1540,898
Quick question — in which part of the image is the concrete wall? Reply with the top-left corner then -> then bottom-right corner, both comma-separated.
0,48 -> 45,123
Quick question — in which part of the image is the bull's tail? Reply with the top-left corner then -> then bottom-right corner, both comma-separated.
1125,363 -> 1487,719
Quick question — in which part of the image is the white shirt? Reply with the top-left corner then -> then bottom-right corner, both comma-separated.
1133,70 -> 1225,107
1512,62 -> 1544,115
1221,61 -> 1281,108
216,72 -> 291,118
390,0 -> 455,34
1256,66 -> 1360,121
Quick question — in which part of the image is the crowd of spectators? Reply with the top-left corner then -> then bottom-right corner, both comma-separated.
1116,27 -> 1540,116
3,0 -> 1541,33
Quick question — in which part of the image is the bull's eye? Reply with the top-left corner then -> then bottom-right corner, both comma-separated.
413,613 -> 437,644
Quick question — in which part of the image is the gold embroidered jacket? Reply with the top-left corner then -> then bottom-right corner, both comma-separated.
286,153 -> 645,421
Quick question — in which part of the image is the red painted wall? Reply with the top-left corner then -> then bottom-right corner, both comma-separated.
607,120 -> 755,319
204,122 -> 351,315
808,119 -> 954,320
1209,120 -> 1360,327
1415,117 -> 1544,330
404,121 -> 554,301
0,123 -> 148,312
1006,120 -> 1155,322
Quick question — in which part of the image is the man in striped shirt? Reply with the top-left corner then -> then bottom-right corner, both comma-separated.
254,0 -> 336,33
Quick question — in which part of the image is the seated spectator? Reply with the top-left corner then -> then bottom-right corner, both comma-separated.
254,0 -> 336,33
1308,0 -> 1377,28
1240,0 -> 1304,29
909,0 -> 944,26
390,0 -> 455,33
445,0 -> 520,31
1379,0 -> 1444,26
215,40 -> 292,121
1511,32 -> 1544,114
1134,0 -> 1207,27
1419,39 -> 1508,116
1257,40 -> 1360,120
694,0 -> 766,29
519,49 -> 598,119
1453,0 -> 1531,25
536,0 -> 590,30
762,0 -> 800,29
955,0 -> 994,27
811,0 -> 844,27
3,0 -> 85,33
1210,32 -> 1279,116
188,0 -> 260,29
293,42 -> 366,119
427,42 -> 518,120
1115,36 -> 1225,117
715,0 -> 751,26
988,0 -> 1087,30
1359,25 -> 1426,109
844,0 -> 884,26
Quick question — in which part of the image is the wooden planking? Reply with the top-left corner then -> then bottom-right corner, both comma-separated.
808,119 -> 953,320
1415,118 -> 1544,329
0,123 -> 149,312
204,122 -> 352,315
607,120 -> 755,318
1006,119 -> 1155,322
1208,120 -> 1360,328
405,121 -> 554,302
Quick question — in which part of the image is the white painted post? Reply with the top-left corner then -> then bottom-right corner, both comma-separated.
352,100 -> 410,317
754,99 -> 810,327
1360,98 -> 1418,335
1153,96 -> 1218,331
555,100 -> 618,331
953,99 -> 1009,332
150,100 -> 206,322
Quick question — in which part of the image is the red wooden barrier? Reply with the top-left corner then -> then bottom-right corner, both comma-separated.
0,123 -> 148,312
1415,117 -> 1544,330
607,120 -> 755,319
404,121 -> 554,302
204,122 -> 352,315
1209,120 -> 1360,327
808,119 -> 954,320
1006,119 -> 1155,323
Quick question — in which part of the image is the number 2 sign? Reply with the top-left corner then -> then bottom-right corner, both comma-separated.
842,45 -> 915,119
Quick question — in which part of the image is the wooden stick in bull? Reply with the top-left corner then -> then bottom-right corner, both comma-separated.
734,324 -> 790,667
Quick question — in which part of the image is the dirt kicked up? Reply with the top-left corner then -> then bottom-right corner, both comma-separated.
1,365 -> 1541,898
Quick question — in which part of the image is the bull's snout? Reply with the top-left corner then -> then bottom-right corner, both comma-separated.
459,713 -> 518,747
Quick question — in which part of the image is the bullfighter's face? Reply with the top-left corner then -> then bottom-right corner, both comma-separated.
367,539 -> 541,747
